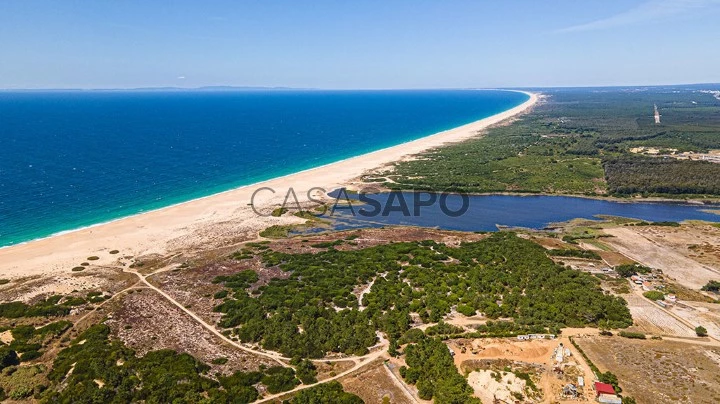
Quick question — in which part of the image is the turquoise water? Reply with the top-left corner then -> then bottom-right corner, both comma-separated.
0,89 -> 528,247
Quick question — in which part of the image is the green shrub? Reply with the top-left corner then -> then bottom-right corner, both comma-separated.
457,304 -> 477,317
0,347 -> 19,369
290,381 -> 363,403
643,291 -> 665,301
259,225 -> 292,238
701,280 -> 720,292
619,331 -> 646,339
20,350 -> 42,361
261,366 -> 299,393
695,326 -> 708,337
271,207 -> 288,217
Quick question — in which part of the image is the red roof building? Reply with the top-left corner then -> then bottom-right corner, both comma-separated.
594,382 -> 616,396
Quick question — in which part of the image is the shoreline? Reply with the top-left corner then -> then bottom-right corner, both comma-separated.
0,90 -> 530,250
0,91 -> 538,278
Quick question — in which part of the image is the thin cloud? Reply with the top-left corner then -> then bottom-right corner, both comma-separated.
556,0 -> 720,33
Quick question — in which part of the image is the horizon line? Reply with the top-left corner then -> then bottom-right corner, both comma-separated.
1,82 -> 720,92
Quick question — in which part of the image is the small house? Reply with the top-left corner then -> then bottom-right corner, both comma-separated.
594,382 -> 616,397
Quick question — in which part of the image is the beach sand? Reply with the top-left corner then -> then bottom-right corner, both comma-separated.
0,92 -> 538,279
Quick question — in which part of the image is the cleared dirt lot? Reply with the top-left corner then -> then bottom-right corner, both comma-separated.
448,336 -> 595,403
623,293 -> 697,337
575,335 -> 720,404
672,301 -> 720,340
603,226 -> 720,289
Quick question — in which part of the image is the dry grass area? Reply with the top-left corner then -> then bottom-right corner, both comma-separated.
623,293 -> 696,337
603,226 -> 720,289
275,226 -> 488,254
596,250 -> 635,266
576,335 -> 720,403
147,262 -> 262,325
106,288 -> 277,375
314,360 -> 355,381
340,359 -> 414,404
530,236 -> 570,250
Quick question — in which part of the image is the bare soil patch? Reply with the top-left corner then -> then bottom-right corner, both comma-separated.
603,226 -> 720,289
340,359 -> 414,404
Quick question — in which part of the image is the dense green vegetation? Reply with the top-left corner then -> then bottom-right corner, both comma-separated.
642,291 -> 665,301
0,295 -> 76,319
701,280 -> 720,292
615,264 -> 652,278
373,87 -> 720,197
4,320 -> 71,361
40,324 -> 347,403
619,331 -> 646,339
604,156 -> 720,195
214,233 -> 632,358
425,321 -> 464,336
695,326 -> 708,337
547,248 -> 601,260
400,336 -> 478,403
289,381 -> 363,403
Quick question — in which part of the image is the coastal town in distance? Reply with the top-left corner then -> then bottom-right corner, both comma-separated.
1,2 -> 720,404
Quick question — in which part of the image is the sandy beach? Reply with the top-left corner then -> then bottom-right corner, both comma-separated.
0,91 -> 538,279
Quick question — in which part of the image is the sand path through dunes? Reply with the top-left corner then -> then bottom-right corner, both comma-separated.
0,92 -> 538,279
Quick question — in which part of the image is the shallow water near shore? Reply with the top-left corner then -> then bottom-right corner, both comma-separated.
316,192 -> 720,232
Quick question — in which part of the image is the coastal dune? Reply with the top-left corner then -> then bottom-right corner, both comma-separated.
0,92 -> 538,278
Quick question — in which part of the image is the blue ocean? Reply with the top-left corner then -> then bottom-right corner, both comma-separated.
0,89 -> 528,247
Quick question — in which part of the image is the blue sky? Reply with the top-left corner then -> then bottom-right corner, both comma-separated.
1,0 -> 719,89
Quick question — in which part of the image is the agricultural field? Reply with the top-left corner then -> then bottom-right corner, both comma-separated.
603,226 -> 720,290
622,293 -> 697,337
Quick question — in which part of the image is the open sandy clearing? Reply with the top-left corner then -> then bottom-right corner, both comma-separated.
603,227 -> 719,289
